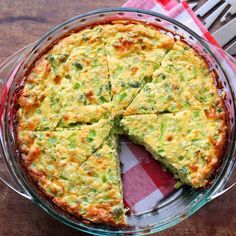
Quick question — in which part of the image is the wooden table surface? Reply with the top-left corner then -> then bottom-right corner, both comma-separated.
0,1 -> 235,235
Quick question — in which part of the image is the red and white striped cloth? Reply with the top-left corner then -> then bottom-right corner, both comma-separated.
120,136 -> 176,212
121,0 -> 236,213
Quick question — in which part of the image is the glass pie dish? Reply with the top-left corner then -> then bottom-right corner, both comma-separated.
0,7 -> 236,235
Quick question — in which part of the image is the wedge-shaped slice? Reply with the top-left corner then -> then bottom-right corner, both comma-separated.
123,81 -> 202,115
50,43 -> 110,105
18,119 -> 112,168
58,103 -> 112,126
124,40 -> 219,115
52,42 -> 112,126
103,22 -> 174,115
18,26 -> 111,130
52,134 -> 126,226
121,110 -> 227,188
18,125 -> 126,226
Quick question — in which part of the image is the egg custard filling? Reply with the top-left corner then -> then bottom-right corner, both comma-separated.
16,21 -> 228,227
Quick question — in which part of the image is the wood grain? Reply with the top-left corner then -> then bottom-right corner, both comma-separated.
0,1 -> 235,236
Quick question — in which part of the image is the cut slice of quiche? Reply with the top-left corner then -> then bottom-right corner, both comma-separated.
120,110 -> 227,188
17,26 -> 112,130
103,22 -> 174,115
124,40 -> 220,116
54,41 -> 112,125
18,123 -> 125,226
53,133 -> 126,226
18,119 -> 112,170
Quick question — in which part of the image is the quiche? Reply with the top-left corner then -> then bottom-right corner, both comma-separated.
120,110 -> 227,188
19,126 -> 125,226
16,20 -> 228,227
102,22 -> 174,115
124,40 -> 219,115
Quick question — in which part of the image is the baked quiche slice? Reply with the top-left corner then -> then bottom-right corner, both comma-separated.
124,40 -> 220,115
53,134 -> 126,226
102,22 -> 174,115
120,109 -> 227,188
17,25 -> 112,130
18,121 -> 126,226
18,119 -> 112,170
53,35 -> 112,126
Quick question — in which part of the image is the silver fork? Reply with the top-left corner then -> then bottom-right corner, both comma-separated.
187,0 -> 236,56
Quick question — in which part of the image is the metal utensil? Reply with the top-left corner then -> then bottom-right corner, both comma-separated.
187,0 -> 236,56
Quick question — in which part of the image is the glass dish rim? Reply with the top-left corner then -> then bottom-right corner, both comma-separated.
2,6 -> 236,235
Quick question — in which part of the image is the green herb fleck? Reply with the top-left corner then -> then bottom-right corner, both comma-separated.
111,208 -> 123,222
102,175 -> 107,183
91,188 -> 97,193
159,73 -> 166,80
47,55 -> 57,72
97,86 -> 103,95
130,81 -> 141,88
85,137 -> 94,143
143,75 -> 152,83
36,109 -> 42,114
65,74 -> 71,79
167,64 -> 173,71
59,175 -> 69,181
73,62 -> 83,70
89,129 -> 96,137
193,66 -> 198,78
121,82 -> 126,88
73,82 -> 80,90
82,34 -> 89,41
82,196 -> 88,202
59,54 -> 69,63
192,139 -> 200,145
118,92 -> 127,101
69,140 -> 77,149
184,46 -> 189,51
50,97 -> 60,109
178,155 -> 184,161
86,129 -> 96,143
193,110 -> 200,117
174,181 -> 182,189
99,96 -> 107,102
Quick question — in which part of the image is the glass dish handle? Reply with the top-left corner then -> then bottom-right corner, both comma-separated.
0,44 -> 35,200
208,168 -> 236,201
0,158 -> 32,200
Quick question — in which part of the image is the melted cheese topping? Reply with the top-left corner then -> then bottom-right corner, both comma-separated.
17,21 -> 228,226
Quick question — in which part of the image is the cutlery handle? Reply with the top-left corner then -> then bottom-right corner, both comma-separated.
188,0 -> 236,56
